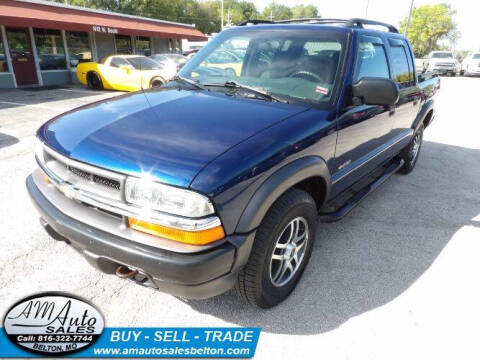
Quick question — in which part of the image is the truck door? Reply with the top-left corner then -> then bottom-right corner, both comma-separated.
332,35 -> 395,195
386,38 -> 421,135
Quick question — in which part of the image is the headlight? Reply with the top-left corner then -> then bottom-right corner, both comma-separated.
125,177 -> 215,218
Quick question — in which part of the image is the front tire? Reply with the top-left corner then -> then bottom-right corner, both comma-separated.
398,124 -> 424,174
234,189 -> 317,308
86,71 -> 103,90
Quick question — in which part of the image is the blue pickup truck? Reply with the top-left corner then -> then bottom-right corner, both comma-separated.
28,18 -> 439,308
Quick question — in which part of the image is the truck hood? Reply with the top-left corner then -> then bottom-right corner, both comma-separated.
430,58 -> 456,64
38,88 -> 307,187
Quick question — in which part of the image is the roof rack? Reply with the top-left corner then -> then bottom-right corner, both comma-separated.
238,19 -> 274,26
238,17 -> 399,33
345,18 -> 398,33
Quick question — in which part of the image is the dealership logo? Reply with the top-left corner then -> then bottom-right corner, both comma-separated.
3,292 -> 104,355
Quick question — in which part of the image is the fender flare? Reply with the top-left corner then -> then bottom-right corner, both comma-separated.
413,99 -> 434,132
235,156 -> 330,234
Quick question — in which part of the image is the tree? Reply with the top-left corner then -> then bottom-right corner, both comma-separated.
238,1 -> 258,21
199,0 -> 258,31
49,0 -> 318,34
261,3 -> 292,21
291,4 -> 318,19
399,4 -> 458,58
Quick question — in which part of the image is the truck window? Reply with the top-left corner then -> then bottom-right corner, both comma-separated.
354,41 -> 389,81
404,43 -> 415,83
182,30 -> 347,104
431,52 -> 453,58
390,45 -> 412,88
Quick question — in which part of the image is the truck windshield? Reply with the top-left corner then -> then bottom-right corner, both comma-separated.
431,52 -> 453,58
178,29 -> 346,105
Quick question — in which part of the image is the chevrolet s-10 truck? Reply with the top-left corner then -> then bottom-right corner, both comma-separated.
28,18 -> 440,308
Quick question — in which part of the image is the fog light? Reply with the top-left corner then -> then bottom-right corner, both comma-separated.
127,217 -> 225,245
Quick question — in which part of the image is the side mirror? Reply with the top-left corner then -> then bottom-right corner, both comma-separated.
352,77 -> 399,106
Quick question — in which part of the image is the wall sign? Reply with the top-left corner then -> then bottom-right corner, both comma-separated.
92,26 -> 119,34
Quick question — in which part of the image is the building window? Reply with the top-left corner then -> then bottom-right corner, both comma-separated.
115,35 -> 132,54
135,36 -> 151,56
33,28 -> 67,70
66,31 -> 91,67
0,32 -> 8,72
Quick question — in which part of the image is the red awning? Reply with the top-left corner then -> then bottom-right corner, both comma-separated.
0,0 -> 207,41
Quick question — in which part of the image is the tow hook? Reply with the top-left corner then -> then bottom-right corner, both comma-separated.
115,265 -> 138,279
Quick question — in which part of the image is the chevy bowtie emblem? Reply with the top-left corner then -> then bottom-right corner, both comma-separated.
59,183 -> 77,199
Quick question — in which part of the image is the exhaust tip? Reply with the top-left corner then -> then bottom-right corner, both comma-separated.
115,265 -> 138,279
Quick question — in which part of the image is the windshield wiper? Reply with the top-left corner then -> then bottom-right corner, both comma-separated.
203,81 -> 288,103
173,75 -> 207,91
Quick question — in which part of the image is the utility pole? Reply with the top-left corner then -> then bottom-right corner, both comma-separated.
226,8 -> 231,27
405,0 -> 415,36
365,0 -> 369,18
270,0 -> 274,22
221,0 -> 224,30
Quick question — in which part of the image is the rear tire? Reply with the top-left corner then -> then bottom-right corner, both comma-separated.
398,124 -> 424,174
234,188 -> 317,308
87,72 -> 103,90
150,77 -> 164,88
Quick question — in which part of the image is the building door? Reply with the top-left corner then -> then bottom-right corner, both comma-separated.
6,28 -> 38,86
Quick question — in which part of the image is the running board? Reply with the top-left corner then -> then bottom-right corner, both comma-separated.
318,158 -> 404,222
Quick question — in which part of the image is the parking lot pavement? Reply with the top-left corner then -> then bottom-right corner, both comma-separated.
1,78 -> 479,359
0,85 -> 123,160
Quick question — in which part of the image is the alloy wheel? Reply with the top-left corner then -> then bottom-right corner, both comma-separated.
269,217 -> 309,287
410,132 -> 421,166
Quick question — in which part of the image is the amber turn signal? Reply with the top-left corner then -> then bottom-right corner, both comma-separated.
127,217 -> 225,245
39,169 -> 50,183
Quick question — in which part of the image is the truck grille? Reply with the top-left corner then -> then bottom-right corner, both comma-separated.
68,166 -> 90,180
92,174 -> 121,190
436,62 -> 454,67
40,146 -> 126,201
68,165 -> 121,190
